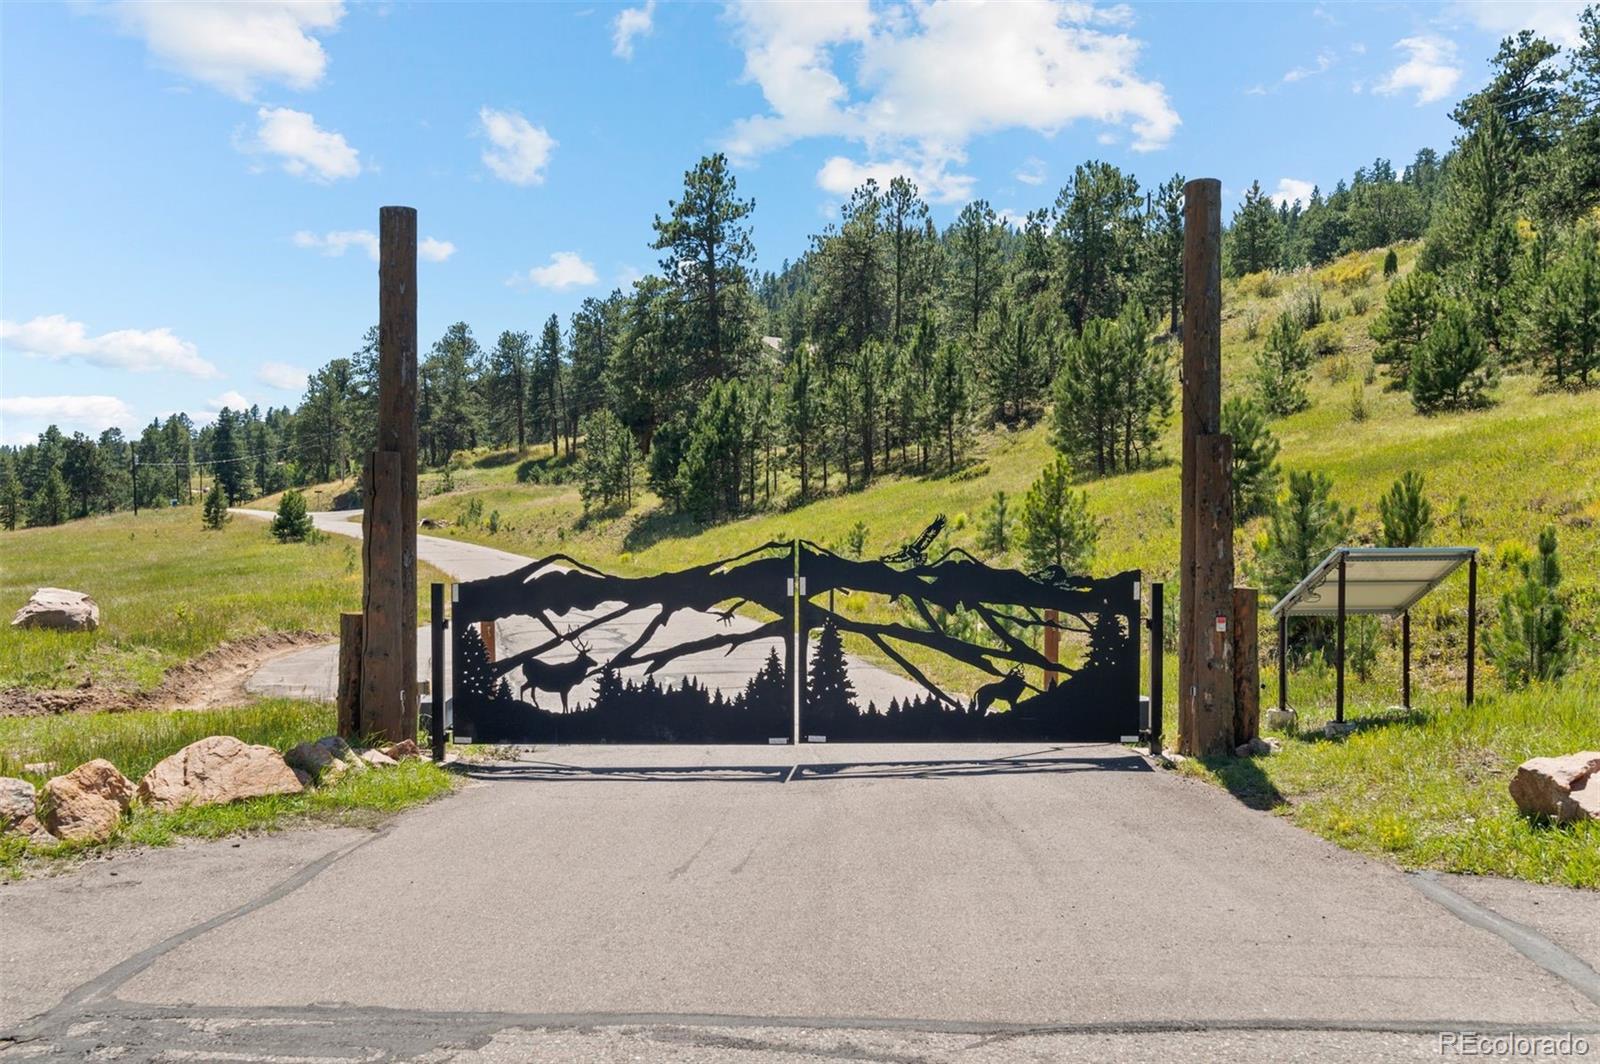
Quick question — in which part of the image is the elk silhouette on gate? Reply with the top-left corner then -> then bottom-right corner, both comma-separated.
517,633 -> 597,714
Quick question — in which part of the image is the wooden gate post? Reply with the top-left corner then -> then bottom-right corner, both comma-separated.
1179,178 -> 1236,756
1232,588 -> 1259,745
336,612 -> 363,738
360,206 -> 419,744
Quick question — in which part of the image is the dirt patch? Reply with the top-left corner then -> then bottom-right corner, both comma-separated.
0,632 -> 332,718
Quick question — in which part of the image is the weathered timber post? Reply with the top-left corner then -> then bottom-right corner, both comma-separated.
1401,610 -> 1412,710
430,583 -> 446,762
337,612 -> 363,738
1232,588 -> 1259,745
1148,582 -> 1164,756
360,207 -> 419,743
1043,609 -> 1060,689
1179,178 -> 1236,756
478,621 -> 496,664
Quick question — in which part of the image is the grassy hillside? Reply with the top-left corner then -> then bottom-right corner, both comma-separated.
385,244 -> 1597,700
0,507 -> 444,695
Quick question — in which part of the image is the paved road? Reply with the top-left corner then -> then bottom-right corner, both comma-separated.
4,743 -> 1598,1061
238,509 -> 924,720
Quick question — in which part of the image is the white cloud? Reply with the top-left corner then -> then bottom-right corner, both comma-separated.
1270,178 -> 1315,207
724,0 -> 1178,203
258,362 -> 309,390
1,314 -> 219,378
246,107 -> 361,181
510,252 -> 599,290
293,230 -> 455,262
478,107 -> 557,186
1374,36 -> 1462,106
815,154 -> 975,204
208,390 -> 253,412
0,395 -> 136,437
1453,0 -> 1586,48
419,237 -> 456,262
1014,156 -> 1047,186
102,1 -> 345,100
293,228 -> 379,260
1282,50 -> 1334,83
613,0 -> 655,59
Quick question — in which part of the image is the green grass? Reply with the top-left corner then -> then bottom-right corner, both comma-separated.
251,242 -> 1599,886
1174,678 -> 1600,888
0,700 -> 455,880
0,506 -> 444,692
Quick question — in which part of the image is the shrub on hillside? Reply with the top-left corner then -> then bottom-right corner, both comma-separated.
202,481 -> 229,531
1254,470 -> 1354,600
1317,256 -> 1374,294
1253,313 -> 1311,416
1221,398 -> 1281,521
1378,470 -> 1432,547
1487,527 -> 1573,688
1370,270 -> 1442,389
1019,457 -> 1097,576
269,489 -> 313,543
1411,303 -> 1497,413
1239,271 -> 1280,299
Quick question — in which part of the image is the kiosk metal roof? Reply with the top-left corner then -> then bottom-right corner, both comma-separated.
1270,546 -> 1477,619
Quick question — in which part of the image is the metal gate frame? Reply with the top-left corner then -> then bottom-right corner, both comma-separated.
436,521 -> 1143,747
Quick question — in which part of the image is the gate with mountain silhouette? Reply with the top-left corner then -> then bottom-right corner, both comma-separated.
443,519 -> 1141,745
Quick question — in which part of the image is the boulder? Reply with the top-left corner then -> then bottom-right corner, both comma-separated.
11,588 -> 100,632
1,777 -> 36,832
358,749 -> 397,768
137,736 -> 304,811
1510,752 -> 1600,824
10,815 -> 57,845
285,741 -> 343,783
40,759 -> 133,842
381,739 -> 421,761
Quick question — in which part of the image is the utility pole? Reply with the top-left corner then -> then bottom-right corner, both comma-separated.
1178,178 -> 1237,756
131,451 -> 139,516
358,206 -> 420,743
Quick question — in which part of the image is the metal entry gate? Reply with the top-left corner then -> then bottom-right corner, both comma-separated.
443,520 -> 1141,745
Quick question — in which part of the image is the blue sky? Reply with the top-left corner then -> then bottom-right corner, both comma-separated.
0,1 -> 1588,444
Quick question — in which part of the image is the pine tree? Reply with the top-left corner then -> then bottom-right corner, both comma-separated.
1019,456 -> 1098,575
1221,397 -> 1281,520
1052,318 -> 1120,474
1370,269 -> 1441,389
0,453 -> 19,531
270,488 -> 314,542
805,620 -> 857,725
202,480 -> 229,530
978,490 -> 1011,556
210,407 -> 252,503
1488,527 -> 1572,687
946,200 -> 1003,341
421,322 -> 483,465
1228,179 -> 1283,277
1411,302 -> 1496,412
785,350 -> 819,498
652,153 -> 756,380
1054,161 -> 1143,330
1524,226 -> 1600,389
1435,108 -> 1520,353
931,340 -> 971,471
487,329 -> 533,450
1256,470 -> 1355,598
1254,313 -> 1310,416
30,468 -> 67,527
677,380 -> 748,521
1378,471 -> 1432,547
